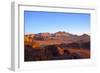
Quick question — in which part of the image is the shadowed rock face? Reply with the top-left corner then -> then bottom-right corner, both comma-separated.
44,45 -> 60,57
24,43 -> 90,61
59,41 -> 90,50
81,42 -> 90,50
24,45 -> 47,61
60,43 -> 80,49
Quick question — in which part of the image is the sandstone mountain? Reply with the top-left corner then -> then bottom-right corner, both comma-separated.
25,31 -> 90,45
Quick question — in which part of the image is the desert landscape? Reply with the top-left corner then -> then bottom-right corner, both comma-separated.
24,11 -> 90,61
24,31 -> 90,61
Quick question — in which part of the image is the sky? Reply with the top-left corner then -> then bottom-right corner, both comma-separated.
24,11 -> 90,35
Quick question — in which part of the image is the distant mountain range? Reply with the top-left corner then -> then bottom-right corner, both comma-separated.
25,31 -> 90,45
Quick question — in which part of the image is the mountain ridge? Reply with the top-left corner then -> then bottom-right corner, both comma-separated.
25,31 -> 90,46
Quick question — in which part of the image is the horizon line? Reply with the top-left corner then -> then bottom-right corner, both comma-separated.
25,31 -> 90,36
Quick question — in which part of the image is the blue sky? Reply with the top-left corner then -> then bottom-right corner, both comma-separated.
24,11 -> 90,35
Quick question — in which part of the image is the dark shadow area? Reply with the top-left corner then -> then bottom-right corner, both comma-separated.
24,41 -> 90,61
